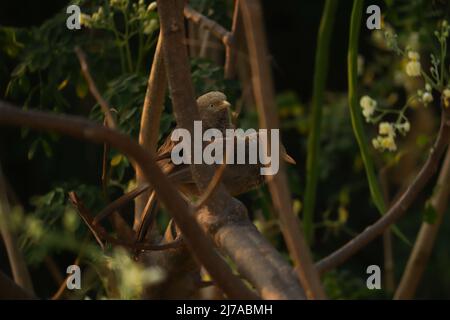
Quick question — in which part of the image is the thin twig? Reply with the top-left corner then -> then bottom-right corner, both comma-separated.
0,164 -> 34,294
101,118 -> 110,198
70,191 -> 183,252
194,162 -> 227,209
44,256 -> 65,286
224,0 -> 241,79
69,192 -> 105,249
135,190 -> 158,243
74,46 -> 117,129
51,256 -> 81,300
316,110 -> 450,274
93,184 -> 150,225
239,0 -> 326,300
394,146 -> 450,299
183,5 -> 234,47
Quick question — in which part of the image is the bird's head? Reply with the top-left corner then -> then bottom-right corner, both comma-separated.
196,91 -> 233,130
197,91 -> 231,112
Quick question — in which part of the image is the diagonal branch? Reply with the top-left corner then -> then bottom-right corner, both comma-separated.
316,109 -> 450,274
239,0 -> 326,300
94,184 -> 150,226
394,145 -> 450,299
224,0 -> 242,79
183,5 -> 234,47
74,47 -> 116,129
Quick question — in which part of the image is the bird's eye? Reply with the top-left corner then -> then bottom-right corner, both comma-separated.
209,104 -> 214,108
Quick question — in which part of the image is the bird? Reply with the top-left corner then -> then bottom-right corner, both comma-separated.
154,91 -> 234,164
134,91 -> 296,244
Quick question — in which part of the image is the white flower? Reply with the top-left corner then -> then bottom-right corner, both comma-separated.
379,122 -> 396,137
408,51 -> 420,60
395,121 -> 410,135
372,135 -> 397,152
373,122 -> 399,152
443,88 -> 450,99
443,88 -> 450,108
381,135 -> 397,151
143,19 -> 158,35
147,2 -> 157,12
372,138 -> 381,149
406,60 -> 421,77
405,51 -> 421,77
360,95 -> 377,121
79,14 -> 92,27
402,121 -> 410,133
425,83 -> 432,92
422,92 -> 433,104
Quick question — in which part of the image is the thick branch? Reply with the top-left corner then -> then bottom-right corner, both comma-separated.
157,0 -> 304,299
0,100 -> 257,300
316,111 -> 450,274
135,32 -> 167,228
240,0 -> 325,299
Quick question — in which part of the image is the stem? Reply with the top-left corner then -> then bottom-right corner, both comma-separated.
122,9 -> 134,72
136,28 -> 144,73
347,0 -> 387,215
303,0 -> 338,244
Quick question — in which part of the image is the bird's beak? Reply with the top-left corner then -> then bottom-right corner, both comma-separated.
282,152 -> 297,165
220,100 -> 231,109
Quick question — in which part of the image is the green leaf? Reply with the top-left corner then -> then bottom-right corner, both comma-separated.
423,201 -> 438,224
27,139 -> 39,160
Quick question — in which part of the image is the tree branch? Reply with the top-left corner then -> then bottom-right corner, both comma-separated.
135,32 -> 167,228
94,184 -> 150,226
394,144 -> 450,299
157,0 -> 304,299
183,5 -> 234,48
224,0 -> 241,79
239,0 -> 325,299
74,47 -> 116,129
316,109 -> 450,274
0,164 -> 35,294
